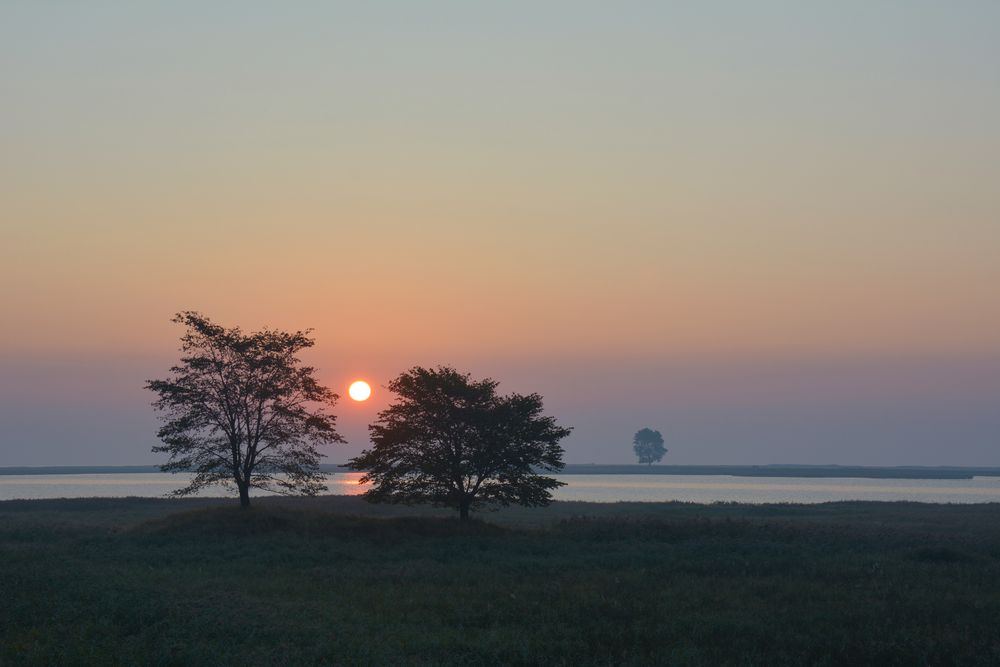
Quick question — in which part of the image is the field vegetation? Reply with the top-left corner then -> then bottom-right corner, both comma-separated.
2,496 -> 1000,665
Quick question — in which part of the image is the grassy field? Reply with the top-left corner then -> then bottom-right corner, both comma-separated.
2,496 -> 1000,665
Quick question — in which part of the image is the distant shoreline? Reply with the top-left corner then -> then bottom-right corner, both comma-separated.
2,464 -> 998,480
556,464 -> 1000,479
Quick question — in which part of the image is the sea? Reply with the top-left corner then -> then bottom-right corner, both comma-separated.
2,472 -> 999,504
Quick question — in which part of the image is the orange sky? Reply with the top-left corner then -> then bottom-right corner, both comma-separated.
1,3 -> 999,466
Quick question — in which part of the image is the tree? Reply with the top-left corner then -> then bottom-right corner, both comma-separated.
348,366 -> 572,520
146,312 -> 343,507
633,428 -> 666,465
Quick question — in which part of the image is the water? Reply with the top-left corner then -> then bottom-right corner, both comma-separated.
551,474 -> 1000,504
2,472 -> 999,504
0,473 -> 365,501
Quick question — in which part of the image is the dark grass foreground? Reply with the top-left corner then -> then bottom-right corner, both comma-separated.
3,497 -> 1000,665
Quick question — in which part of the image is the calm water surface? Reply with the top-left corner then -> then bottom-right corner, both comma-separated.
2,472 -> 1000,504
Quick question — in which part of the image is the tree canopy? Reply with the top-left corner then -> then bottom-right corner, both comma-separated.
147,311 -> 343,506
348,366 -> 571,520
633,428 -> 667,465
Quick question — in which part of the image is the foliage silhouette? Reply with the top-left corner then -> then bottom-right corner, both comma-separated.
633,428 -> 667,465
348,366 -> 571,520
146,311 -> 343,507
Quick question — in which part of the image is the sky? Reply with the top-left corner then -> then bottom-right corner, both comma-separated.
1,2 -> 999,466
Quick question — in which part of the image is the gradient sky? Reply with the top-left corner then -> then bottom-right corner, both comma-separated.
2,2 -> 999,466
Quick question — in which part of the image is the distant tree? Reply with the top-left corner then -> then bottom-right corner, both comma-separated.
348,366 -> 572,520
146,312 -> 343,507
633,428 -> 667,465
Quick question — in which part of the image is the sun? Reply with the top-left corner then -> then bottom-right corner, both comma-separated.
348,380 -> 372,402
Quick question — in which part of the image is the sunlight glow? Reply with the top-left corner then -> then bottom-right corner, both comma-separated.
348,380 -> 372,402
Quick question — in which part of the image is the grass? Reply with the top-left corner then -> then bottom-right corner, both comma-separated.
2,496 -> 1000,665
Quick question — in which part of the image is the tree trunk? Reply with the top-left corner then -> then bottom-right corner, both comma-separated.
459,500 -> 470,521
238,482 -> 251,508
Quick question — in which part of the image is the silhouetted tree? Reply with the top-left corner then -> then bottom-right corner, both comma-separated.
633,428 -> 666,465
147,312 -> 343,507
348,366 -> 571,520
